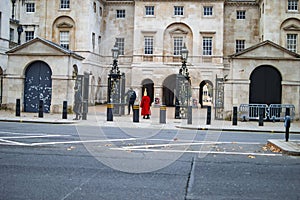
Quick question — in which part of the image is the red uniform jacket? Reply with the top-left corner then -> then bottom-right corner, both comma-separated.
140,95 -> 151,115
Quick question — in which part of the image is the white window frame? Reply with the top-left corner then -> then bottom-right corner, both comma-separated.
173,37 -> 183,56
60,0 -> 70,9
26,3 -> 35,13
144,36 -> 153,55
236,10 -> 246,19
60,31 -> 69,49
25,31 -> 34,42
288,0 -> 298,11
203,37 -> 212,55
116,38 -> 125,55
145,6 -> 154,16
287,34 -> 297,52
174,6 -> 184,16
235,40 -> 245,53
116,10 -> 126,18
203,6 -> 213,16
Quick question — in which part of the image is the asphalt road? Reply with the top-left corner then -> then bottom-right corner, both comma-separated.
0,122 -> 299,200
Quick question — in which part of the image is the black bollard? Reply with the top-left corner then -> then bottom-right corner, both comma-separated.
232,106 -> 238,126
62,101 -> 67,119
16,99 -> 21,117
133,105 -> 139,123
258,107 -> 264,126
82,100 -> 88,120
38,100 -> 44,118
187,106 -> 192,124
160,105 -> 166,124
107,103 -> 113,121
206,106 -> 211,125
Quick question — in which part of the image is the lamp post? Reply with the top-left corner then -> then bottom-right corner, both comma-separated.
175,44 -> 191,119
107,42 -> 126,115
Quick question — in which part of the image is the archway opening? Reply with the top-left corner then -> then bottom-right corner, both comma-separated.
249,65 -> 282,105
141,79 -> 154,105
162,74 -> 176,106
199,80 -> 213,108
0,67 -> 3,105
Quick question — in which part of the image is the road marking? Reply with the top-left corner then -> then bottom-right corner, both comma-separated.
111,148 -> 282,157
0,139 -> 29,146
0,134 -> 71,139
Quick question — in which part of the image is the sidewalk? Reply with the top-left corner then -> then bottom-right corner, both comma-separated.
0,105 -> 299,155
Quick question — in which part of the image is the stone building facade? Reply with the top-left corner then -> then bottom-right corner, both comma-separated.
1,0 -> 299,119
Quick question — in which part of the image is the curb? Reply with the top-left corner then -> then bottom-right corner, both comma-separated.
0,118 -> 76,124
267,139 -> 300,156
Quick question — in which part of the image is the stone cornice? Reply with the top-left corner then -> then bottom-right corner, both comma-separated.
225,0 -> 258,6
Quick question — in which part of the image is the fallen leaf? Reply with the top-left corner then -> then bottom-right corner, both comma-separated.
247,155 -> 256,159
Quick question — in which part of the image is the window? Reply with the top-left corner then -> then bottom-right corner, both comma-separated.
93,2 -> 96,13
98,36 -> 101,53
116,38 -> 125,55
116,10 -> 125,18
288,0 -> 298,11
25,31 -> 34,42
60,31 -> 69,49
144,36 -> 153,54
100,7 -> 103,16
173,37 -> 183,55
203,37 -> 212,55
60,0 -> 70,9
237,10 -> 245,19
174,6 -> 184,16
0,12 -> 2,38
145,6 -> 154,16
203,6 -> 213,16
10,28 -> 14,41
287,34 -> 297,52
236,40 -> 245,53
26,3 -> 35,13
92,33 -> 95,50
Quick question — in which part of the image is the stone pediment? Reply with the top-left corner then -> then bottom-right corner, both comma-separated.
230,40 -> 300,59
283,24 -> 300,31
169,28 -> 188,35
56,22 -> 73,28
6,37 -> 84,60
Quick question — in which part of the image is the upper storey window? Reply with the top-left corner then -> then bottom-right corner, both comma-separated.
145,6 -> 154,16
60,0 -> 70,9
287,34 -> 297,52
203,6 -> 213,16
26,3 -> 35,13
174,6 -> 184,16
237,10 -> 246,19
117,10 -> 126,18
288,0 -> 298,11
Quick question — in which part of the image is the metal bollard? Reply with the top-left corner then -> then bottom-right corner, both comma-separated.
62,101 -> 68,119
133,105 -> 139,123
232,106 -> 238,126
82,100 -> 88,120
284,115 -> 291,142
38,100 -> 44,118
206,106 -> 211,125
258,107 -> 264,126
107,103 -> 113,121
187,106 -> 192,124
160,105 -> 166,124
16,99 -> 21,117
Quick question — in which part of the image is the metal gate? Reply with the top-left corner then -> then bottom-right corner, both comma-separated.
24,61 -> 52,113
215,76 -> 224,120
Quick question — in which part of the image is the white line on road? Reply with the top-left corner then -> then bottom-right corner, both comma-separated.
0,135 -> 71,139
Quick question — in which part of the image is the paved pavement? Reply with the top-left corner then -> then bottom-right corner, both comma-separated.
0,105 -> 299,155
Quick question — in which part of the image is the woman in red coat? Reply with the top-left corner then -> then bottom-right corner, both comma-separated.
140,89 -> 151,119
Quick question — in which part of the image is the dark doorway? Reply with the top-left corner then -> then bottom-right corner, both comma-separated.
24,61 -> 52,112
199,80 -> 213,108
249,65 -> 282,105
0,67 -> 3,105
163,74 -> 176,106
142,79 -> 154,105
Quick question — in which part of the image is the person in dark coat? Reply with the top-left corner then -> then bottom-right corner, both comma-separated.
73,87 -> 82,120
125,88 -> 136,115
140,89 -> 151,119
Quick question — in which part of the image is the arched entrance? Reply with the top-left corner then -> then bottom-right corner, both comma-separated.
0,67 -> 3,105
24,61 -> 52,112
199,80 -> 213,108
141,79 -> 154,105
163,74 -> 176,106
249,65 -> 282,105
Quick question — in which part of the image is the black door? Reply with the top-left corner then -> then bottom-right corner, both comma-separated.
163,75 -> 176,106
249,65 -> 282,105
24,61 -> 52,112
